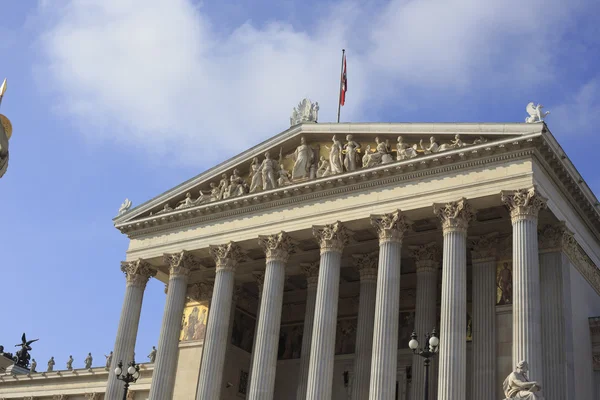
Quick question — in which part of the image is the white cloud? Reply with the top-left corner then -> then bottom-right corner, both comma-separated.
35,0 -> 587,166
551,78 -> 600,137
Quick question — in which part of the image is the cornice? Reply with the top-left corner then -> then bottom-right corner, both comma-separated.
117,134 -> 541,237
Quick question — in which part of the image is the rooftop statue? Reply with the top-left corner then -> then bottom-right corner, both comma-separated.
525,102 -> 550,123
47,356 -> 55,372
84,353 -> 93,369
118,198 -> 132,215
66,355 -> 74,371
290,99 -> 319,126
14,333 -> 38,368
503,360 -> 544,399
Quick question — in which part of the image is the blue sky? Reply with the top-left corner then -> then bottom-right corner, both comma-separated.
1,0 -> 599,369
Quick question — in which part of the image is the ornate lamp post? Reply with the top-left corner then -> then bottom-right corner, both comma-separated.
115,360 -> 140,400
408,329 -> 439,400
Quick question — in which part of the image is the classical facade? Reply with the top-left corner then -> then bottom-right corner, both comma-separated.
2,117 -> 600,400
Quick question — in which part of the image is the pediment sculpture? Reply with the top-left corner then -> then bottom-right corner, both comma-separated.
290,99 -> 319,126
502,360 -> 544,399
525,102 -> 550,123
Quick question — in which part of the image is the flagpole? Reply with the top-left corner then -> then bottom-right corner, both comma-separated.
336,49 -> 345,123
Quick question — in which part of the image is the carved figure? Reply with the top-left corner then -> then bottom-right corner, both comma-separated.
148,346 -> 157,363
218,173 -> 230,199
362,145 -> 374,168
325,135 -> 344,174
419,136 -> 456,153
450,134 -> 468,148
310,102 -> 319,122
104,351 -> 113,369
287,137 -> 313,180
14,333 -> 38,368
309,144 -> 320,179
84,353 -> 93,369
66,355 -> 74,371
290,99 -> 319,126
249,157 -> 263,193
209,183 -> 220,202
502,360 -> 544,399
228,169 -> 248,197
525,102 -> 550,123
0,345 -> 14,361
367,136 -> 393,166
47,356 -> 55,372
30,358 -> 37,373
195,189 -> 209,205
156,203 -> 173,215
497,262 -> 513,305
261,151 -> 278,190
472,136 -> 488,145
278,164 -> 291,186
343,134 -> 361,171
317,156 -> 331,177
118,199 -> 132,215
396,136 -> 418,160
175,192 -> 195,210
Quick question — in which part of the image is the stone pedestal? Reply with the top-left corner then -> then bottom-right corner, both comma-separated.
248,233 -> 294,400
306,221 -> 351,400
433,198 -> 475,400
149,252 -> 196,400
409,243 -> 440,400
351,252 -> 378,400
105,260 -> 155,400
502,187 -> 547,384
369,211 -> 410,400
296,262 -> 319,400
196,242 -> 245,400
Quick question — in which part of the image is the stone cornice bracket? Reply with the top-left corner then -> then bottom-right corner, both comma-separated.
163,250 -> 202,278
352,252 -> 378,281
470,232 -> 499,262
538,222 -> 574,253
252,271 -> 266,296
312,221 -> 352,254
258,231 -> 296,263
209,241 -> 247,272
408,242 -> 440,272
501,186 -> 547,223
433,197 -> 476,233
187,281 -> 214,302
120,259 -> 157,287
300,261 -> 320,287
370,210 -> 411,244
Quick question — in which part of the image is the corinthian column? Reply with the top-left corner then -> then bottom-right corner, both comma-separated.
105,260 -> 156,399
369,210 -> 411,400
501,187 -> 547,383
247,271 -> 265,391
433,198 -> 475,400
248,232 -> 295,400
470,233 -> 498,400
296,262 -> 319,400
409,242 -> 440,400
196,242 -> 246,400
306,221 -> 352,400
351,252 -> 378,400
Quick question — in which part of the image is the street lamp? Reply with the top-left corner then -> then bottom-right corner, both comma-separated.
408,328 -> 439,400
115,360 -> 140,400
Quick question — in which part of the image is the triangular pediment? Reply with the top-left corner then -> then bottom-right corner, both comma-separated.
114,122 -> 545,230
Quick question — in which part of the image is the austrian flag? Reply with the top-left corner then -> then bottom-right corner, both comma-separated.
340,54 -> 347,106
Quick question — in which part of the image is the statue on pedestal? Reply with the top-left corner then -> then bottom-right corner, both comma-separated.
85,353 -> 93,369
14,333 -> 38,368
30,359 -> 37,373
525,102 -> 550,123
286,137 -> 314,180
66,355 -> 74,371
104,351 -> 113,370
503,361 -> 544,399
47,356 -> 55,372
148,346 -> 157,363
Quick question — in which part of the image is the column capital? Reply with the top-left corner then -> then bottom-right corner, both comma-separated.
408,242 -> 440,272
538,223 -> 574,253
120,259 -> 156,287
258,232 -> 296,263
252,271 -> 265,297
352,252 -> 378,281
501,187 -> 547,223
312,221 -> 352,254
370,210 -> 411,243
187,281 -> 214,302
433,198 -> 475,233
209,242 -> 247,272
300,261 -> 319,288
163,251 -> 202,278
470,232 -> 499,262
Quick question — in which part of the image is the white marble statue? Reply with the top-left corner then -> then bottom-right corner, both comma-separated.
156,203 -> 173,215
175,192 -> 195,210
104,351 -> 113,370
503,361 -> 544,399
525,102 -> 550,123
368,136 -> 393,165
261,151 -> 278,190
286,137 -> 314,180
290,99 -> 319,126
30,358 -> 37,373
419,136 -> 457,154
118,198 -> 132,215
343,134 -> 361,172
84,353 -> 93,369
66,355 -> 74,371
228,169 -> 248,197
362,145 -> 375,168
317,156 -> 331,177
218,173 -> 230,199
324,135 -> 344,174
278,163 -> 291,186
148,346 -> 157,363
249,157 -> 263,193
396,136 -> 418,160
47,356 -> 55,372
209,183 -> 220,202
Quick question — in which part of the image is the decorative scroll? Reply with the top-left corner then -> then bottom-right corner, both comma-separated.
433,198 -> 475,233
163,251 -> 203,278
258,232 -> 296,263
312,221 -> 352,253
370,210 -> 411,243
209,242 -> 247,271
501,187 -> 547,222
120,259 -> 156,287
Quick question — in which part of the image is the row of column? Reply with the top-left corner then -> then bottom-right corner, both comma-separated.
107,186 -> 554,400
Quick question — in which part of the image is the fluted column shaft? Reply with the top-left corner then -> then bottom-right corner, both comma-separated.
105,260 -> 155,400
149,252 -> 194,400
248,233 -> 294,400
369,211 -> 410,400
434,198 -> 474,400
306,221 -> 351,400
409,243 -> 439,400
247,272 -> 264,391
196,242 -> 245,400
295,264 -> 319,400
502,188 -> 547,384
352,254 -> 378,400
